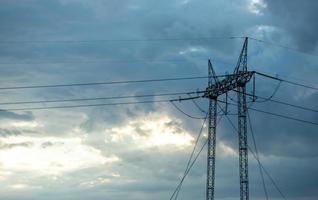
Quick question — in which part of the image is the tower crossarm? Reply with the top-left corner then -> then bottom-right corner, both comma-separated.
204,71 -> 254,99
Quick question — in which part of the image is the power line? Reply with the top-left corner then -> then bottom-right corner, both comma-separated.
3,90 -> 316,122
198,88 -> 318,114
0,36 -> 243,44
0,96 -> 203,112
233,90 -> 318,114
254,69 -> 318,88
0,58 -> 209,65
217,99 -> 318,126
170,113 -> 208,200
219,106 -> 287,200
187,93 -> 207,114
0,99 -> 175,112
170,100 -> 206,120
249,37 -> 318,57
2,71 -> 316,93
253,81 -> 282,103
0,91 -> 197,105
249,106 -> 318,126
170,114 -> 224,200
0,76 -> 210,90
256,71 -> 318,91
170,137 -> 208,200
247,110 -> 269,200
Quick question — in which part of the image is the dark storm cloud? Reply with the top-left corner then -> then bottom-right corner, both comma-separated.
265,0 -> 318,52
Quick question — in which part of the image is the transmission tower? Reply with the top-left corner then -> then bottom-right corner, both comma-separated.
203,37 -> 254,200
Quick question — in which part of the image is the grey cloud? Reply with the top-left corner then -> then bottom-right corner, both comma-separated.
0,128 -> 22,137
0,141 -> 33,149
0,110 -> 34,121
265,0 -> 318,52
41,141 -> 64,148
0,0 -> 317,199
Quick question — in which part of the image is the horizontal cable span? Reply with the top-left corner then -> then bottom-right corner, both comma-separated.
0,36 -> 243,44
0,96 -> 201,112
0,76 -> 210,90
249,37 -> 318,57
232,89 -> 318,113
0,91 -> 199,105
0,99 -> 173,112
217,99 -> 318,126
256,71 -> 318,91
0,58 -> 208,65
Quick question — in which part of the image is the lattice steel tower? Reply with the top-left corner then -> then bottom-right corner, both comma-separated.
204,37 -> 253,200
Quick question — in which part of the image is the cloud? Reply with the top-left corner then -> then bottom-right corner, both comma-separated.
0,110 -> 34,121
0,0 -> 317,199
265,0 -> 318,52
0,136 -> 119,175
0,141 -> 33,150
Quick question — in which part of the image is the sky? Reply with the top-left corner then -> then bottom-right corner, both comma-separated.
0,0 -> 318,199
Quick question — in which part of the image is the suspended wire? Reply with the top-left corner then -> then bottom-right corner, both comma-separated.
249,107 -> 318,126
2,88 -> 317,119
249,37 -> 318,57
231,88 -> 318,114
170,137 -> 208,200
242,91 -> 318,114
254,81 -> 282,103
247,110 -> 269,200
0,91 -> 197,106
265,98 -> 318,113
256,72 -> 318,92
170,100 -> 205,120
170,113 -> 208,200
0,96 -> 211,112
0,76 -> 210,90
219,105 -> 287,200
0,36 -> 244,44
187,93 -> 207,114
217,99 -> 318,126
0,57 -> 209,65
255,69 -> 318,89
0,99 -> 175,112
2,71 -> 316,93
170,114 -> 224,200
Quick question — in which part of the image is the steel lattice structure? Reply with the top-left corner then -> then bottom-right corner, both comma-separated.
204,37 -> 253,200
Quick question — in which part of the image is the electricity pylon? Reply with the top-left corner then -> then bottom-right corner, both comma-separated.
203,37 -> 254,200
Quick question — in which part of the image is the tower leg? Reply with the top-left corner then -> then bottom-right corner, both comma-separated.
206,98 -> 217,200
237,85 -> 249,200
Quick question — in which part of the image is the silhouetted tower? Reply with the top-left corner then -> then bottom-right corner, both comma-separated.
204,37 -> 252,200
206,59 -> 218,200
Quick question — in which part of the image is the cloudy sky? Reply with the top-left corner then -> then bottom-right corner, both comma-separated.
0,0 -> 318,199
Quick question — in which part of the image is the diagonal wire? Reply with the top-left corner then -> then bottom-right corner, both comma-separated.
217,99 -> 318,126
169,113 -> 208,200
170,101 -> 206,119
173,112 -> 208,200
170,114 -> 224,200
255,72 -> 318,92
187,93 -> 207,114
249,37 -> 318,57
247,110 -> 269,200
253,81 -> 282,103
218,104 -> 287,200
